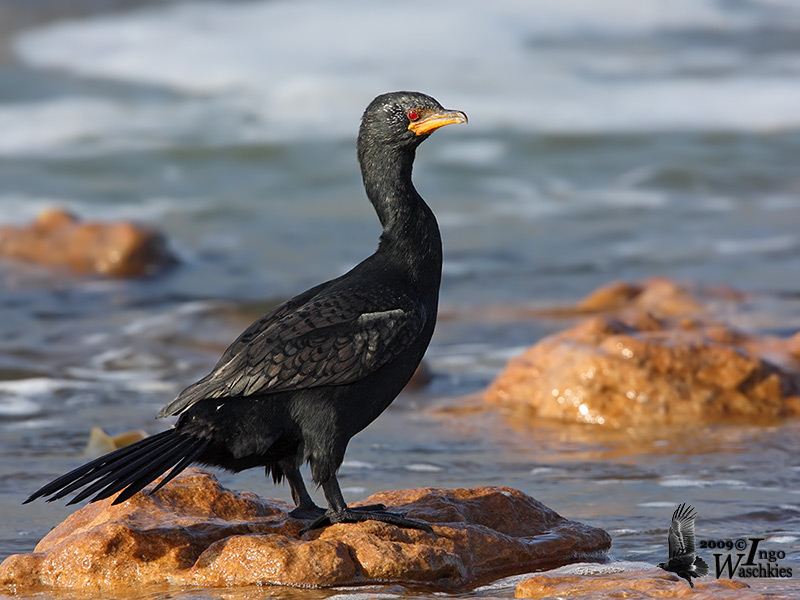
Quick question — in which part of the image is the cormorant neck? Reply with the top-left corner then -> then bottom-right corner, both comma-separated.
357,139 -> 442,287
358,141 -> 418,231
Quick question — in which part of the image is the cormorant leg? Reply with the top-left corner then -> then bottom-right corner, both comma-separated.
300,476 -> 433,534
279,459 -> 325,519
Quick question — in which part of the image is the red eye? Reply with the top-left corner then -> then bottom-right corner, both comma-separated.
407,109 -> 419,121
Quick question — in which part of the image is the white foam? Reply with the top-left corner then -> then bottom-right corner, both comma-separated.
339,460 -> 374,470
658,476 -> 747,488
0,97 -> 122,156
405,463 -> 444,472
0,396 -> 42,418
8,0 -> 800,155
0,378 -> 101,417
766,535 -> 797,544
610,528 -> 639,535
0,377 -> 93,395
548,561 -> 655,576
530,467 -> 559,475
0,96 -> 228,156
475,561 -> 653,593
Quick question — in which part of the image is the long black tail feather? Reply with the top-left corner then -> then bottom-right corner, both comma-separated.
50,430 -> 179,503
69,434 -> 198,505
24,431 -> 171,504
24,429 -> 209,506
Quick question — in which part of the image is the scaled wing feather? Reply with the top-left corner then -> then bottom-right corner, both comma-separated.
159,286 -> 425,417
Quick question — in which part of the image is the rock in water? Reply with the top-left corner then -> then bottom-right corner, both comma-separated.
516,567 -> 779,599
486,312 -> 800,427
0,208 -> 176,277
568,278 -> 739,317
0,468 -> 610,592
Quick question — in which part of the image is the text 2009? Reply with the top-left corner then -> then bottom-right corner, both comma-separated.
699,538 -> 748,551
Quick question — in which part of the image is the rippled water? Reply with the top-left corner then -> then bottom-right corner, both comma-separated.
1,0 -> 800,598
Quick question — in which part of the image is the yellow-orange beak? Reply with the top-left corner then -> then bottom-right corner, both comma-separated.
408,109 -> 468,136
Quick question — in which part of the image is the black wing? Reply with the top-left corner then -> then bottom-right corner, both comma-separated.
158,282 -> 426,417
667,503 -> 698,560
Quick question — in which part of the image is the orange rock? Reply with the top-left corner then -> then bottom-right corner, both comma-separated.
0,468 -> 610,592
787,331 -> 800,359
575,280 -> 648,312
83,427 -> 150,457
485,314 -> 799,428
515,567 -> 784,599
562,277 -> 744,318
0,208 -> 177,277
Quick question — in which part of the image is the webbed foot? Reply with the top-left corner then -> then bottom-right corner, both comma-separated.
288,503 -> 326,519
300,506 -> 433,535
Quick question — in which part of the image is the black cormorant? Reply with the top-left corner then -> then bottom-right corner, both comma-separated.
25,91 -> 467,533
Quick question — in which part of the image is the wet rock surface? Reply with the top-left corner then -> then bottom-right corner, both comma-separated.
0,468 -> 610,592
0,208 -> 177,277
485,280 -> 800,428
515,567 -> 789,599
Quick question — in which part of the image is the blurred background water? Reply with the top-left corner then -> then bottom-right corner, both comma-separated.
1,0 -> 799,598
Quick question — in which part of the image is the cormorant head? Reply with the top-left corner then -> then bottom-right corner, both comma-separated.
358,91 -> 467,153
